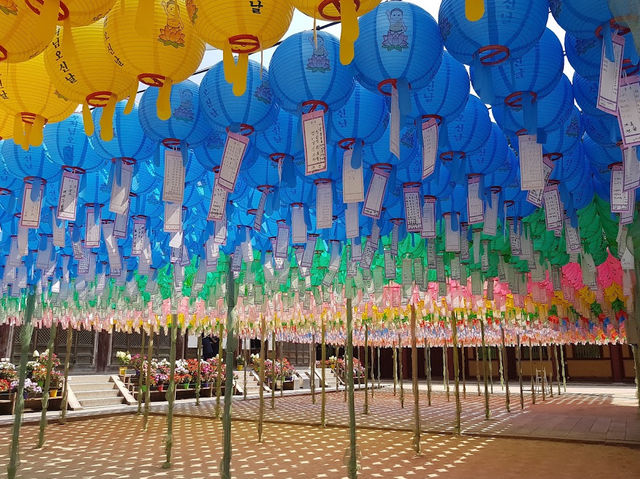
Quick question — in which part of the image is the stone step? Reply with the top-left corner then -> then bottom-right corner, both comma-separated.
69,375 -> 112,384
78,397 -> 125,408
74,389 -> 120,400
70,382 -> 117,392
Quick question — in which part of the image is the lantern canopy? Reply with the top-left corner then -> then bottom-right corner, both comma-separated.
0,0 -> 58,63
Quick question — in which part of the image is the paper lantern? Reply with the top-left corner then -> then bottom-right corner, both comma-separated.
1,140 -> 57,181
439,0 -> 547,66
565,32 -> 639,80
582,112 -> 621,147
550,0 -> 612,39
0,0 -> 58,63
353,2 -> 442,94
42,113 -> 103,172
200,59 -> 278,133
188,0 -> 294,96
139,79 -> 210,148
0,54 -> 78,150
90,102 -> 156,161
0,112 -> 11,140
291,0 -> 381,64
194,128 -> 256,170
550,143 -> 586,183
255,110 -> 303,160
104,0 -> 205,120
43,20 -> 138,140
59,0 -> 115,26
441,95 -> 492,161
269,31 -> 354,114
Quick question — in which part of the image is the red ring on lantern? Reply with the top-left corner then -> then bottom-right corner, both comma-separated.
402,181 -> 421,189
225,124 -> 254,136
371,162 -> 392,173
377,78 -> 399,96
85,202 -> 105,208
301,100 -> 329,113
247,209 -> 257,216
24,176 -> 47,186
543,152 -> 563,162
476,45 -> 510,66
290,202 -> 304,208
25,0 -> 44,15
595,19 -> 631,39
504,91 -> 537,108
86,91 -> 115,108
338,137 -> 363,150
229,34 -> 261,54
0,187 -> 11,195
276,219 -> 287,224
0,46 -> 7,62
314,178 -> 332,185
390,218 -> 405,225
111,157 -> 136,166
58,1 -> 69,21
515,128 -> 529,136
132,214 -> 147,221
421,114 -> 443,126
62,165 -> 86,174
490,186 -> 502,194
439,151 -> 465,162
317,0 -> 361,20
423,194 -> 436,201
20,112 -> 38,125
622,59 -> 640,76
504,200 -> 515,208
162,138 -> 182,149
608,161 -> 623,170
257,184 -> 274,193
269,152 -> 290,164
101,219 -> 114,225
547,179 -> 560,186
138,73 -> 166,87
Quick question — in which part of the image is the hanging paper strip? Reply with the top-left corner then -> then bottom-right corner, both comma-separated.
302,109 -> 327,176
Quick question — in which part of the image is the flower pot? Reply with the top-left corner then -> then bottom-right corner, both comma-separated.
119,367 -> 127,376
49,389 -> 58,398
201,382 -> 209,388
158,384 -> 164,392
182,383 -> 190,389
237,365 -> 244,371
140,385 -> 147,393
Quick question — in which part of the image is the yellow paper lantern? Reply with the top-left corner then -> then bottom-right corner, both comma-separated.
43,20 -> 138,141
58,0 -> 116,27
290,0 -> 380,64
104,0 -> 205,120
0,111 -> 12,139
187,0 -> 294,96
0,0 -> 58,63
0,53 -> 78,149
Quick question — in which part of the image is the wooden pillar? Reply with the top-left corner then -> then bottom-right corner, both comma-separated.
0,324 -> 11,359
610,344 -> 625,382
95,329 -> 111,372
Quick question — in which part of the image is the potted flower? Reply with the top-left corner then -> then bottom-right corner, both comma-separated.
48,371 -> 62,398
175,359 -> 192,389
13,378 -> 43,399
236,355 -> 245,371
0,360 -> 17,384
199,360 -> 213,388
116,351 -> 132,377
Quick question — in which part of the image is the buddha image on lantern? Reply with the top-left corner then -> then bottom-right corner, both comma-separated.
306,35 -> 331,73
254,81 -> 273,105
382,8 -> 409,51
186,0 -> 198,23
0,0 -> 17,15
173,89 -> 195,122
158,0 -> 186,48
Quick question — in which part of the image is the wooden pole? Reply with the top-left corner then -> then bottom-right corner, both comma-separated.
258,316 -> 266,442
59,325 -> 73,423
554,344 -> 561,396
363,325 -> 369,415
393,342 -> 398,396
475,345 -> 481,396
7,292 -> 35,479
220,266 -> 236,479
136,329 -> 146,415
195,334 -> 202,406
498,341 -> 505,390
162,319 -> 178,469
242,337 -> 247,401
461,345 -> 467,399
632,344 -> 640,413
215,321 -> 224,418
398,336 -> 404,409
425,344 -> 432,406
529,340 -> 535,405
377,347 -> 381,390
516,334 -> 524,410
411,304 -> 421,452
270,331 -> 276,409
500,325 -> 510,413
321,315 -> 326,428
451,314 -> 461,435
370,344 -> 375,399
310,334 -> 316,404
539,342 -> 546,401
443,341 -> 450,402
480,319 -> 490,420
36,321 -> 57,448
560,343 -> 567,392
143,329 -> 154,431
346,298 -> 358,479
488,343 -> 494,394
547,345 -> 554,398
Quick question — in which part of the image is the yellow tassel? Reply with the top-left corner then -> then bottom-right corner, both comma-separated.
157,78 -> 173,121
124,81 -> 138,115
222,43 -> 235,85
100,95 -> 117,142
29,115 -> 45,147
13,114 -> 26,150
466,0 -> 485,22
339,0 -> 358,65
232,53 -> 248,97
82,101 -> 95,137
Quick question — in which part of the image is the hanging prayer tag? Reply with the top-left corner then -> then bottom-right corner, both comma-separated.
421,196 -> 436,238
597,34 -> 624,114
403,183 -> 422,232
345,202 -> 359,239
208,175 -> 228,222
109,160 -> 133,215
467,175 -> 484,224
527,155 -> 554,207
315,179 -> 333,229
362,165 -> 390,219
482,189 -> 500,236
85,206 -> 102,248
623,146 -> 640,191
617,75 -> 640,147
52,214 -> 65,248
610,163 -> 632,213
291,203 -> 307,243
421,117 -> 438,179
57,170 -> 80,221
390,85 -> 400,159
253,188 -> 269,232
302,109 -> 327,176
219,131 -> 249,192
164,202 -> 182,232
275,221 -> 289,259
543,183 -> 563,231
444,213 -> 460,253
21,181 -> 43,229
342,147 -> 364,203
162,149 -> 186,204
519,135 -> 544,191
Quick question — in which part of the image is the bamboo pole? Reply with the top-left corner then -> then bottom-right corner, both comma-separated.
143,329 -> 154,431
461,345 -> 467,399
398,336 -> 404,409
480,319 -> 490,420
59,325 -> 73,424
425,344 -> 432,406
363,325 -> 369,415
529,340 -> 535,405
7,293 -> 35,479
36,320 -> 57,448
321,315 -> 326,428
498,341 -> 505,390
516,334 -> 524,410
162,319 -> 178,469
488,344 -> 494,394
554,344 -> 561,396
547,345 -> 554,398
370,344 -> 375,399
271,331 -> 276,409
243,338 -> 247,401
310,334 -> 316,404
475,345 -> 481,396
258,315 -> 266,442
215,322 -> 224,418
451,314 -> 461,435
500,325 -> 510,413
443,341 -> 450,402
346,298 -> 358,479
539,342 -> 546,401
393,342 -> 398,396
195,334 -> 202,406
220,266 -> 236,479
410,304 -> 421,453
560,343 -> 567,392
136,329 -> 146,415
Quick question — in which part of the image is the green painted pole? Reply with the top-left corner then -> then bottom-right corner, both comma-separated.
215,321 -> 224,418
321,316 -> 326,428
220,267 -> 236,479
7,292 -> 36,479
143,330 -> 154,431
363,325 -> 369,415
411,304 -> 421,452
451,314 -> 461,435
162,319 -> 178,469
500,325 -> 510,413
36,321 -> 58,448
195,333 -> 202,406
258,315 -> 266,442
480,319 -> 490,420
346,297 -> 358,479
136,329 -> 146,415
59,325 -> 73,424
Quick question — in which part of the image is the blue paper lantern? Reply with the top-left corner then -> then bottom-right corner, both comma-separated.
565,32 -> 639,80
484,151 -> 518,189
139,79 -> 211,148
439,0 -> 547,66
550,143 -> 586,182
572,73 -> 605,118
364,123 -> 420,167
269,31 -> 354,114
353,2 -> 442,93
1,140 -> 58,181
43,113 -> 103,173
200,59 -> 278,133
329,83 -> 389,145
549,0 -> 612,39
193,129 -> 256,171
541,106 -> 583,155
584,134 -> 622,169
582,112 -> 621,147
255,110 -> 303,159
441,95 -> 492,158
